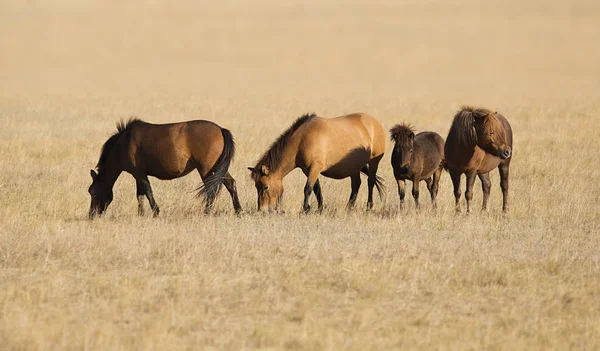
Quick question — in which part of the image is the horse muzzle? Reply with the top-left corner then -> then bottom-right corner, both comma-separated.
398,164 -> 410,174
498,148 -> 512,159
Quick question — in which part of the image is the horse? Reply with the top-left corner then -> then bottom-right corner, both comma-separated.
248,112 -> 386,213
88,118 -> 242,218
390,123 -> 444,209
444,106 -> 513,213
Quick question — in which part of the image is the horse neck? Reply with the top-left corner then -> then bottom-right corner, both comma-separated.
98,145 -> 124,188
272,136 -> 302,179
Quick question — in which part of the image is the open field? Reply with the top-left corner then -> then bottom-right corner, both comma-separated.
1,0 -> 600,349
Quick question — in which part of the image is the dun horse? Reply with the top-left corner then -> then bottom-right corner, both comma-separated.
248,113 -> 386,213
390,124 -> 444,209
88,118 -> 242,218
444,106 -> 513,213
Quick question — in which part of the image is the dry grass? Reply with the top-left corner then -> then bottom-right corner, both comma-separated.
1,0 -> 600,349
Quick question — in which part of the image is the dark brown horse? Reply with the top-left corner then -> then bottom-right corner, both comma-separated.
390,124 -> 444,209
444,106 -> 513,213
88,118 -> 241,218
248,113 -> 386,213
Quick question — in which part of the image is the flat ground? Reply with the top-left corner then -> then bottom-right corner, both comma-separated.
1,1 -> 599,349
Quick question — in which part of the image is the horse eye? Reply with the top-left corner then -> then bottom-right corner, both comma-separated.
263,186 -> 269,191
490,131 -> 494,135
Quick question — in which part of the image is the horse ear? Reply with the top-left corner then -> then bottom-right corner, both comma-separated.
409,132 -> 415,141
472,109 -> 488,120
90,169 -> 98,181
259,165 -> 270,176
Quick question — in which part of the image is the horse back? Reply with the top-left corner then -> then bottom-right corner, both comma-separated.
126,120 -> 225,179
414,131 -> 444,177
297,113 -> 385,178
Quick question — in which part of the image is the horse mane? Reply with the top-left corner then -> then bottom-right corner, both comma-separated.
96,117 -> 145,172
449,106 -> 492,146
254,113 -> 317,174
390,123 -> 415,143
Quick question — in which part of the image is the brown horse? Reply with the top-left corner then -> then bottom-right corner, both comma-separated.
248,113 -> 386,213
88,118 -> 241,218
390,124 -> 444,209
444,106 -> 513,213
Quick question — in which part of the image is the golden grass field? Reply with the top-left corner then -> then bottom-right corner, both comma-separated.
1,0 -> 600,349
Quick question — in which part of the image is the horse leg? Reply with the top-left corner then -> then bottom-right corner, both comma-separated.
412,178 -> 421,209
465,171 -> 477,214
478,173 -> 492,212
431,168 -> 442,208
347,173 -> 362,209
136,176 -> 160,217
223,172 -> 242,214
499,161 -> 510,213
425,177 -> 434,205
313,179 -> 324,213
396,178 -> 406,209
366,156 -> 383,210
450,170 -> 462,212
303,167 -> 321,213
136,181 -> 145,216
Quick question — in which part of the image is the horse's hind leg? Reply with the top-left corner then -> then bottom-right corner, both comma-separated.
499,161 -> 510,213
136,176 -> 160,217
431,168 -> 442,208
347,173 -> 362,210
449,170 -> 462,212
223,172 -> 242,214
366,156 -> 383,210
478,173 -> 492,212
313,179 -> 324,213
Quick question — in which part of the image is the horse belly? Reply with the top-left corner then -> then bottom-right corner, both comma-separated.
320,148 -> 371,179
477,155 -> 502,174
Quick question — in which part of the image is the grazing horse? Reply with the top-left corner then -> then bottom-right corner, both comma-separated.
390,124 -> 444,209
444,106 -> 513,213
88,118 -> 242,218
248,113 -> 386,213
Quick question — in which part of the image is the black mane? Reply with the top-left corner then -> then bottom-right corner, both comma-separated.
96,117 -> 145,172
254,113 -> 317,173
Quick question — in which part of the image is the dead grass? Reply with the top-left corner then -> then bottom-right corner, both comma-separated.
1,0 -> 600,349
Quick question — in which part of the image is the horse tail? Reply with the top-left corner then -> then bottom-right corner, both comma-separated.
360,165 -> 386,200
197,128 -> 235,204
441,159 -> 449,172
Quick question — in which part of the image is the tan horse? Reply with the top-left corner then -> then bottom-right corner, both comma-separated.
88,118 -> 241,218
444,106 -> 513,213
248,113 -> 386,213
390,124 -> 444,209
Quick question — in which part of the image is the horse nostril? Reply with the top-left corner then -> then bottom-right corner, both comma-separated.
504,149 -> 512,158
399,165 -> 409,174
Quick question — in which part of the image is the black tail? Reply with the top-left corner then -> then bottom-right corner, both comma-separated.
197,128 -> 235,205
441,159 -> 449,172
360,165 -> 386,200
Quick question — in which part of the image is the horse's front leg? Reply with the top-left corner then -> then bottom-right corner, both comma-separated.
412,177 -> 421,209
396,178 -> 406,209
464,171 -> 477,214
478,173 -> 492,212
136,176 -> 160,217
313,179 -> 324,213
449,170 -> 462,212
499,161 -> 510,213
303,166 -> 322,213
